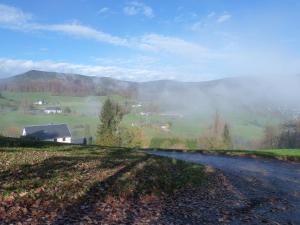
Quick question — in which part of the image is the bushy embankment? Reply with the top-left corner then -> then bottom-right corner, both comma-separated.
0,136 -> 64,148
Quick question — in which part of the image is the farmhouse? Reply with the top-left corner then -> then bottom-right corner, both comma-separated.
34,100 -> 45,105
22,124 -> 72,143
132,104 -> 142,108
44,107 -> 62,114
160,124 -> 170,131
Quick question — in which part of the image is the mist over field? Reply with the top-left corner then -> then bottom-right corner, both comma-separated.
138,75 -> 300,112
0,69 -> 299,149
1,1 -> 300,224
0,0 -> 299,149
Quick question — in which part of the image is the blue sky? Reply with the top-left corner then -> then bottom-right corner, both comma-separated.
0,0 -> 299,81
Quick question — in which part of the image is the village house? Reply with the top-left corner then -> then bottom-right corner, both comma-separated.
140,112 -> 150,116
131,103 -> 142,108
44,107 -> 62,114
34,100 -> 45,105
22,124 -> 72,143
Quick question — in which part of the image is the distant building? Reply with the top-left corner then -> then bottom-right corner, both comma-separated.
34,100 -> 45,105
44,107 -> 62,114
140,112 -> 150,116
22,124 -> 72,143
132,104 -> 142,108
160,123 -> 170,132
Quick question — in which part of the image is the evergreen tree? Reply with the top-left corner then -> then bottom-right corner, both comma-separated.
212,110 -> 224,140
223,123 -> 232,149
96,98 -> 124,146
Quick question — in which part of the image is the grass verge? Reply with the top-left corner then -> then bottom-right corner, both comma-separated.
150,148 -> 300,162
213,149 -> 300,162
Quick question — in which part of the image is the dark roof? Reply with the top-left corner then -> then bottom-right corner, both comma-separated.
23,124 -> 71,140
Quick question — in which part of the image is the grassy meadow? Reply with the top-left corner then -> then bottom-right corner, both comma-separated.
0,91 -> 282,147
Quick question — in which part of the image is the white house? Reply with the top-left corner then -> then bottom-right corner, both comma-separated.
140,112 -> 150,116
44,107 -> 62,114
22,124 -> 72,143
34,100 -> 45,105
132,104 -> 142,108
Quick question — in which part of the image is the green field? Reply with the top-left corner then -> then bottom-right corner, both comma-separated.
0,91 -> 283,146
0,92 -> 108,139
0,144 -> 206,224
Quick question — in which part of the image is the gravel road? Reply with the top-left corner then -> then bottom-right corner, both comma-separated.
148,150 -> 300,224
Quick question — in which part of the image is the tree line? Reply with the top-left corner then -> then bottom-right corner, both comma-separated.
263,120 -> 300,148
96,99 -> 233,150
198,111 -> 232,150
0,79 -> 137,98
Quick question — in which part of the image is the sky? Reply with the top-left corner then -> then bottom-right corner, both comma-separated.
0,0 -> 300,81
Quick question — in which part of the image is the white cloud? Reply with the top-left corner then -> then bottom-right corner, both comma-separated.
207,12 -> 216,18
138,34 -> 223,62
139,34 -> 206,54
123,6 -> 138,16
0,4 -> 221,62
190,21 -> 204,31
190,12 -> 231,31
98,7 -> 109,14
174,12 -> 198,23
0,3 -> 221,63
123,1 -> 154,18
0,4 -> 32,27
0,4 -> 128,46
217,13 -> 231,23
40,22 -> 129,46
0,58 -> 178,81
0,4 -> 231,81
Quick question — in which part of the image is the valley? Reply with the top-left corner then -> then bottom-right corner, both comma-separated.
1,70 -> 299,149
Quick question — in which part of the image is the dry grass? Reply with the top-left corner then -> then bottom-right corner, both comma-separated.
0,145 -> 206,224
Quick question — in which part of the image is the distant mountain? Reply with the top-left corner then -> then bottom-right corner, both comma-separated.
0,70 -> 138,97
1,70 -> 300,117
0,70 -> 233,97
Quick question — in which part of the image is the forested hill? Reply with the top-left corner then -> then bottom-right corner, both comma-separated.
0,70 -> 138,97
1,70 -> 300,117
0,70 -> 256,97
0,70 -> 237,97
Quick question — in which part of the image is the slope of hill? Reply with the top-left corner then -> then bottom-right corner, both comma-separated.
1,70 -> 300,117
1,70 -> 300,145
0,70 -> 138,97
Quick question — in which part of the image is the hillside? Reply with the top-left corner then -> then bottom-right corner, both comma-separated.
1,140 -> 299,224
1,70 -> 300,146
0,143 -> 208,224
1,70 -> 300,116
0,70 -> 138,97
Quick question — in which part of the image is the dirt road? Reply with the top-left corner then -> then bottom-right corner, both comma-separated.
149,150 -> 300,224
